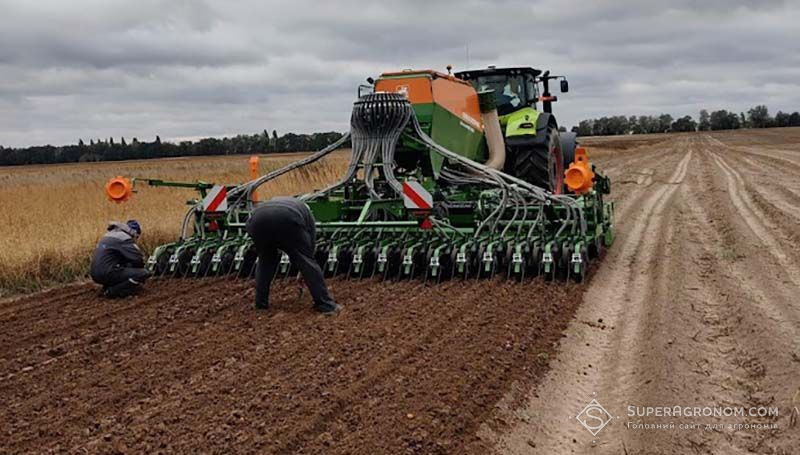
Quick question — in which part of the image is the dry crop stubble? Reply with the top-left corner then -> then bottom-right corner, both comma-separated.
0,150 -> 350,296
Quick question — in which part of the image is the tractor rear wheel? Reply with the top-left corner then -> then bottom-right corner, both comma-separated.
512,125 -> 564,193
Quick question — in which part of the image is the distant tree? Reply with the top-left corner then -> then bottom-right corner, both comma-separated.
575,119 -> 594,136
739,112 -> 748,128
698,110 -> 710,131
671,115 -> 697,132
774,111 -> 790,127
628,116 -> 641,134
271,130 -> 280,151
155,135 -> 161,144
658,114 -> 673,133
747,105 -> 772,128
612,115 -> 630,135
121,137 -> 127,146
789,112 -> 800,126
266,129 -> 272,152
709,110 -> 740,130
109,137 -> 114,145
78,139 -> 85,147
637,115 -> 653,134
731,113 -> 741,129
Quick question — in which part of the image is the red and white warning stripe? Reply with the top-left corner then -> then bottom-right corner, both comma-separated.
202,185 -> 228,212
402,180 -> 432,210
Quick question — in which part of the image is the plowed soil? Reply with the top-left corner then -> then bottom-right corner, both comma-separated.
3,128 -> 800,454
0,273 -> 588,454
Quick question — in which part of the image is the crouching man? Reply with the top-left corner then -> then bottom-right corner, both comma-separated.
245,197 -> 340,314
90,220 -> 151,298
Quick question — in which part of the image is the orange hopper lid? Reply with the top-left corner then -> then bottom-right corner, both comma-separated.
105,176 -> 133,203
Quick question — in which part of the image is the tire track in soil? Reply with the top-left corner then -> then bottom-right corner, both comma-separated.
718,153 -> 800,220
700,135 -> 800,244
679,145 -> 799,453
707,142 -> 800,288
492,134 -> 800,454
707,134 -> 800,172
591,138 -> 674,187
491,140 -> 694,453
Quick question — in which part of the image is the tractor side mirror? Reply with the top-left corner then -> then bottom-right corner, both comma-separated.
560,79 -> 569,93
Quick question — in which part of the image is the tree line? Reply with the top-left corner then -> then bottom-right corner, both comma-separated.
571,105 -> 800,136
4,104 -> 800,166
0,130 -> 345,166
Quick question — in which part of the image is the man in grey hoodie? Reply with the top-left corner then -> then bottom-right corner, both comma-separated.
90,220 -> 151,298
245,197 -> 340,314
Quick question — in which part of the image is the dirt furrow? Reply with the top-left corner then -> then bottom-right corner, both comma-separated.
1,276 -> 590,454
0,284 -> 96,318
0,279 -> 235,382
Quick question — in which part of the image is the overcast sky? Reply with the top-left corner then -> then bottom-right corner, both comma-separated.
1,0 -> 798,147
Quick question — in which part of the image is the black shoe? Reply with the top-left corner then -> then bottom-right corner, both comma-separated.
255,304 -> 269,311
313,302 -> 342,315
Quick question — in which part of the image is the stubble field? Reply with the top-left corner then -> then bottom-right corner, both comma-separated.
0,151 -> 349,296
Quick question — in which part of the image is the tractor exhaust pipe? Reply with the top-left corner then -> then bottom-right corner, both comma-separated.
478,90 -> 505,170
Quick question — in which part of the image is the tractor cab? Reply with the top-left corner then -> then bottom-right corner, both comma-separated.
455,66 -> 568,116
456,66 -> 575,194
456,66 -> 541,116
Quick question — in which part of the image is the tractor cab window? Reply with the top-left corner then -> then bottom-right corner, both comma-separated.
475,75 -> 527,115
526,74 -> 539,106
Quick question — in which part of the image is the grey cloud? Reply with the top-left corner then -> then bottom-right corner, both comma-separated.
0,0 -> 798,147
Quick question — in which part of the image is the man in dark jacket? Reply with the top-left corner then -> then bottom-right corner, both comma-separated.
245,197 -> 340,314
90,220 -> 151,298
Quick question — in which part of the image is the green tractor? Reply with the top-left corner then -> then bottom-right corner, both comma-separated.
456,66 -> 577,193
108,66 -> 614,282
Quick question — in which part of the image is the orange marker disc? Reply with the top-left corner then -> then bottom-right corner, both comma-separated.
565,148 -> 595,194
105,176 -> 133,202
